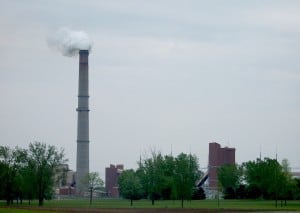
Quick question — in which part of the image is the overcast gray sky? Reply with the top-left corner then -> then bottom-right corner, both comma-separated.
1,0 -> 300,177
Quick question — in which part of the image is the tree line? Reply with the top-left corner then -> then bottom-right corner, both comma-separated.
217,158 -> 300,206
118,151 -> 205,208
0,142 -> 66,206
2,142 -> 299,208
118,152 -> 300,207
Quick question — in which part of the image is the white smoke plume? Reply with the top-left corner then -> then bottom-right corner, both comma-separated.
47,28 -> 92,57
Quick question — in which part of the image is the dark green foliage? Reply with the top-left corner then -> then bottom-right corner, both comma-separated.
0,142 -> 66,206
174,153 -> 199,208
0,162 -> 6,198
216,158 -> 298,202
294,179 -> 300,199
160,155 -> 176,200
118,169 -> 144,206
244,158 -> 280,199
137,151 -> 168,205
192,187 -> 206,200
236,184 -> 246,199
136,151 -> 201,207
217,164 -> 242,199
223,187 -> 236,199
243,157 -> 297,204
27,142 -> 66,206
0,146 -> 24,205
246,184 -> 261,199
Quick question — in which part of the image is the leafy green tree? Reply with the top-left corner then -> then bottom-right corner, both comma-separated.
118,169 -> 143,206
243,157 -> 293,204
138,151 -> 201,205
0,161 -> 14,204
140,151 -> 164,205
0,146 -> 20,205
81,172 -> 104,205
135,166 -> 148,199
294,178 -> 300,199
0,146 -> 38,205
174,153 -> 199,208
12,148 -> 28,204
160,155 -> 176,200
217,164 -> 242,199
27,142 -> 67,206
244,158 -> 267,199
18,164 -> 36,204
0,161 -> 7,199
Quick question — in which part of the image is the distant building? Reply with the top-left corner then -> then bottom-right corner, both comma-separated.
208,142 -> 235,189
105,164 -> 124,198
55,164 -> 76,196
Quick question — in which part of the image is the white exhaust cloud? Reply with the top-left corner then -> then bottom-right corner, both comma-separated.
47,28 -> 92,57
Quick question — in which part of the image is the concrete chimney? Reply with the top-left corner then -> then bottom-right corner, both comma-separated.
76,50 -> 89,193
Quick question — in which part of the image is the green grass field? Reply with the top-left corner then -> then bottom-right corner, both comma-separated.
0,208 -> 56,213
1,199 -> 300,212
43,198 -> 300,209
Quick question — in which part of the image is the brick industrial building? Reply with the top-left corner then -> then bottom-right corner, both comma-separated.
105,164 -> 124,197
208,142 -> 235,189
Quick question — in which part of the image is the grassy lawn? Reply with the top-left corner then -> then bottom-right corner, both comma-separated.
0,208 -> 56,213
1,199 -> 300,212
46,199 -> 300,210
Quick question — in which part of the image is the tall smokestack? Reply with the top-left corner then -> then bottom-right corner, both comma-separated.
76,50 -> 90,193
47,28 -> 92,193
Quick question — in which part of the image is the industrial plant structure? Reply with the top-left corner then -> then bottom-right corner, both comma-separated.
105,164 -> 124,198
76,50 -> 90,193
197,142 -> 236,198
208,142 -> 235,189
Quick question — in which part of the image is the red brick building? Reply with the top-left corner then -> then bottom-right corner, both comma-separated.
208,142 -> 235,189
105,164 -> 124,197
